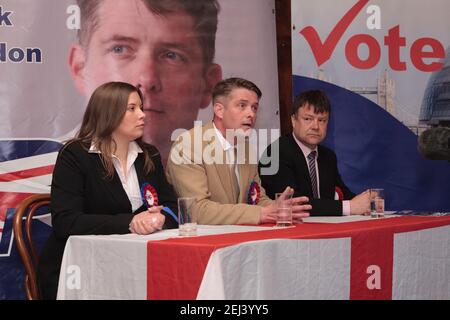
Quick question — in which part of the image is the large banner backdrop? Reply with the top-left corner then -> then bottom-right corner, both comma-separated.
0,0 -> 280,299
292,0 -> 450,211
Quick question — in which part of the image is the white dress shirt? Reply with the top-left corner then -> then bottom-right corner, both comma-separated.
89,141 -> 144,212
292,133 -> 350,215
213,122 -> 240,186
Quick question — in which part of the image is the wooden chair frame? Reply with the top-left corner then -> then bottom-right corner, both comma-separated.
13,193 -> 51,300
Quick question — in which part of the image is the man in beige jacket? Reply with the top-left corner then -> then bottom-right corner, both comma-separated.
166,77 -> 311,225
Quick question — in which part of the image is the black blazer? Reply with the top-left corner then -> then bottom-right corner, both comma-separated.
37,141 -> 178,299
259,134 -> 355,216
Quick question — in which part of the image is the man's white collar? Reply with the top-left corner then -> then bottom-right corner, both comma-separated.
292,132 -> 318,158
213,122 -> 234,152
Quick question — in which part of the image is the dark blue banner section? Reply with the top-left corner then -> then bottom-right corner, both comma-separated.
0,140 -> 61,300
293,75 -> 450,211
0,208 -> 52,300
0,140 -> 62,162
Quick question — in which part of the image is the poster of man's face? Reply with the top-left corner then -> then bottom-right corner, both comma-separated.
1,0 -> 280,300
1,0 -> 280,163
69,0 -> 223,161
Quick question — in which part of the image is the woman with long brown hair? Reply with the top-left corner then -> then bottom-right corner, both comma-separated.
38,82 -> 178,299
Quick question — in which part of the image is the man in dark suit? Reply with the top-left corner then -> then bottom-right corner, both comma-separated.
259,90 -> 370,216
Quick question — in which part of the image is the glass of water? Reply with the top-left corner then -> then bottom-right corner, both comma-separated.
370,188 -> 385,218
178,197 -> 197,236
275,192 -> 293,226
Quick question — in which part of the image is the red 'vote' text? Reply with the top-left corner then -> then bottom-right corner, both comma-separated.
299,0 -> 445,72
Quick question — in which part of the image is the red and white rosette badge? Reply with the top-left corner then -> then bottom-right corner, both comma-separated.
335,186 -> 344,200
140,183 -> 159,208
247,181 -> 261,205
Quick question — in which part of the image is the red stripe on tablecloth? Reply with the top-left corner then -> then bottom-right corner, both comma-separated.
349,228 -> 393,299
147,216 -> 450,300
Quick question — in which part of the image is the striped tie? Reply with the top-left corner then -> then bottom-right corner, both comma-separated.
230,147 -> 240,202
307,151 -> 319,199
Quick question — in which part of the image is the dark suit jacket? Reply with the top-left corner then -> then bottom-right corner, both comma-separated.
37,141 -> 178,299
259,134 -> 355,216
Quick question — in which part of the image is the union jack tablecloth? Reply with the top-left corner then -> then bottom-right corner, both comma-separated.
57,216 -> 450,300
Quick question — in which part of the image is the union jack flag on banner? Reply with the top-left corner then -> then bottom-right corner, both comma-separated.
0,139 -> 61,299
